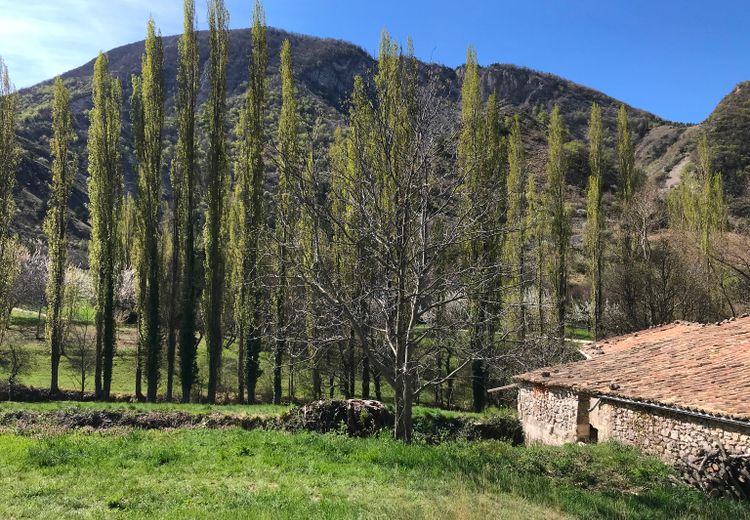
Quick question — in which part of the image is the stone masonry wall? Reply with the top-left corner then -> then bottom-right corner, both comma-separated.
517,383 -> 579,445
593,400 -> 750,464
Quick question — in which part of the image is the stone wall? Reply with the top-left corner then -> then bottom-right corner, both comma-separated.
591,399 -> 750,463
517,383 -> 750,463
517,383 -> 580,445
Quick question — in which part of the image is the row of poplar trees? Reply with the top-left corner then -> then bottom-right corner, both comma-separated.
1,0 -> 706,440
30,0 -> 284,404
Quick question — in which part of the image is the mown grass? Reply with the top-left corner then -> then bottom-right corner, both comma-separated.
0,429 -> 746,519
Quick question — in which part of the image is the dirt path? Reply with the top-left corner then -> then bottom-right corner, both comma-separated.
663,156 -> 691,190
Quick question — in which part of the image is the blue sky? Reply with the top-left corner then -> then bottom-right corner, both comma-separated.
0,0 -> 748,123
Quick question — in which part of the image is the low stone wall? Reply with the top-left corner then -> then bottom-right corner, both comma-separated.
517,383 -> 579,445
592,399 -> 750,463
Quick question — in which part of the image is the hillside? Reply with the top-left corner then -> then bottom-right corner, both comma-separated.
11,26 -> 733,249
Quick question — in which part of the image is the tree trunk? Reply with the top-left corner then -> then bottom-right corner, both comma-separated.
165,279 -> 178,402
36,306 -> 43,340
471,358 -> 487,412
135,321 -> 143,401
237,324 -> 245,403
338,338 -> 350,398
445,352 -> 454,408
373,368 -> 382,401
311,346 -> 321,400
470,304 -> 487,412
361,354 -> 370,399
348,330 -> 355,398
394,372 -> 414,442
94,309 -> 103,398
273,334 -> 283,405
245,325 -> 261,404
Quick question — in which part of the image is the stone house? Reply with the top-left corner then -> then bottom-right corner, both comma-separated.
512,318 -> 750,463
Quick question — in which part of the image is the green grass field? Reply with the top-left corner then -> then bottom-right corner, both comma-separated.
2,312 -> 748,518
2,308 -> 477,405
0,427 -> 747,519
5,308 -> 315,401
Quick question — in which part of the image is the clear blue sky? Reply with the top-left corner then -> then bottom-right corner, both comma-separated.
0,0 -> 748,123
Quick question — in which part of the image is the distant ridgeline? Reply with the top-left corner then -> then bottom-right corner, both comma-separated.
14,27 -> 750,247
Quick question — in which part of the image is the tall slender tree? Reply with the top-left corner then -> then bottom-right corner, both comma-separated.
132,19 -> 165,403
165,166 -> 179,401
88,53 -> 123,399
545,105 -> 570,345
176,0 -> 200,403
45,77 -> 76,393
669,132 -> 727,267
203,0 -> 230,404
526,170 -> 548,334
617,105 -> 636,208
584,102 -> 604,339
273,39 -> 300,404
130,74 -> 146,399
0,58 -> 19,346
236,0 -> 267,403
616,105 -> 640,328
298,147 -> 320,398
459,49 -> 505,412
503,115 -> 527,341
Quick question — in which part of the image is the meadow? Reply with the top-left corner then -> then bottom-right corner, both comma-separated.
0,423 -> 747,519
2,311 -> 749,519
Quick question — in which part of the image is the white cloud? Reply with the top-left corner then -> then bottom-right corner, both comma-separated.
0,0 -> 183,88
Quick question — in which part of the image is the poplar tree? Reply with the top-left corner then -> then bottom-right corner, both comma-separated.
165,163 -> 179,401
526,171 -> 548,334
584,102 -> 604,339
669,132 -> 727,266
459,48 -> 505,412
273,39 -> 300,404
459,48 -> 485,412
617,105 -> 636,207
132,19 -> 165,402
176,0 -> 200,403
616,105 -> 640,327
88,53 -> 122,399
545,105 -> 570,344
298,147 -> 320,398
227,183 -> 245,399
45,77 -> 76,393
330,97 -> 360,399
119,193 -> 137,269
0,58 -> 19,345
130,74 -> 145,399
235,0 -> 267,403
203,0 -> 229,404
503,115 -> 527,341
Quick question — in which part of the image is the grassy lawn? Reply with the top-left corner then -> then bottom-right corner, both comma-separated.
0,428 -> 746,519
3,308 -> 479,405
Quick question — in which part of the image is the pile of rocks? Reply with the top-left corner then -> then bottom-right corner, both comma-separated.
281,399 -> 393,436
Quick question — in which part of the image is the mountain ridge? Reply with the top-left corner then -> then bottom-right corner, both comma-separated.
10,26 -> 745,251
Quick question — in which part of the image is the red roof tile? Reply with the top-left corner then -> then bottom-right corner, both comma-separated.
514,317 -> 750,421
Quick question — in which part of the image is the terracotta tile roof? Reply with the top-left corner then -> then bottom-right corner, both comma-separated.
514,317 -> 750,421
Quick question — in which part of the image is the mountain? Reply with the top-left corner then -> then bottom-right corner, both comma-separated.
11,27 -> 743,253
